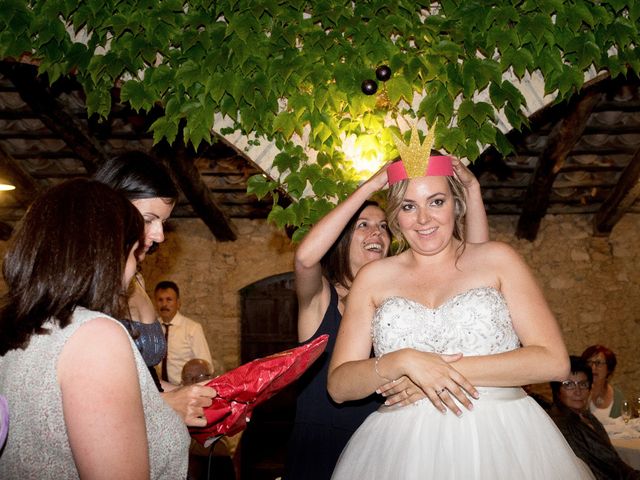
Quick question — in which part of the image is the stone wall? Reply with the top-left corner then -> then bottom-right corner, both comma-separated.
489,213 -> 640,402
141,218 -> 295,373
141,213 -> 640,402
0,213 -> 637,402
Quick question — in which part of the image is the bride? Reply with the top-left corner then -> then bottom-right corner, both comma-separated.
327,140 -> 594,478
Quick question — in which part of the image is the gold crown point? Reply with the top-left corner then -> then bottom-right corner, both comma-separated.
392,121 -> 437,178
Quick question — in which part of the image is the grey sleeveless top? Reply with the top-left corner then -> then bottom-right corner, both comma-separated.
0,307 -> 190,479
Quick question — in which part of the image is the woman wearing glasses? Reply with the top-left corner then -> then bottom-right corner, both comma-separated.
548,356 -> 639,480
581,345 -> 626,421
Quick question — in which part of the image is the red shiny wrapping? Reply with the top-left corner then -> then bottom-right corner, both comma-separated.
189,334 -> 328,445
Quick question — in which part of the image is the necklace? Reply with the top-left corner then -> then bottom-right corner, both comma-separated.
593,383 -> 609,407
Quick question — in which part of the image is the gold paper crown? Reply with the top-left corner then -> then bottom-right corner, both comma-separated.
392,121 -> 437,178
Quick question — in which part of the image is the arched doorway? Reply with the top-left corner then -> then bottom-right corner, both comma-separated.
238,272 -> 298,480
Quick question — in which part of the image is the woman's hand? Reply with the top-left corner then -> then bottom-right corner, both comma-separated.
394,349 -> 479,416
451,157 -> 480,190
377,376 -> 426,407
161,382 -> 217,427
363,162 -> 390,192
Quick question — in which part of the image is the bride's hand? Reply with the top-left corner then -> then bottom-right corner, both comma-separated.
377,376 -> 426,407
400,350 -> 479,415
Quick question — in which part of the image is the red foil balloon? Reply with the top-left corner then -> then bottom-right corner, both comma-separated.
189,334 -> 328,445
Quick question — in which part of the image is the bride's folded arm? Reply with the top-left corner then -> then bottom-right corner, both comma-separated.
453,242 -> 570,386
327,263 -> 478,415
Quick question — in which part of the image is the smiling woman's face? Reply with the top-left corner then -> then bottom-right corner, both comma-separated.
348,205 -> 390,276
397,176 -> 456,256
131,197 -> 174,261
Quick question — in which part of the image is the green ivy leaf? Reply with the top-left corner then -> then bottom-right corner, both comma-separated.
291,225 -> 310,243
150,116 -> 179,145
121,80 -> 156,112
247,174 -> 277,200
284,171 -> 307,199
312,177 -> 337,197
386,75 -> 413,104
267,204 -> 287,229
494,130 -> 515,156
419,82 -> 454,124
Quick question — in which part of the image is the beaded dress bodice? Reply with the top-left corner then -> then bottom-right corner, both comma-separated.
372,287 -> 520,357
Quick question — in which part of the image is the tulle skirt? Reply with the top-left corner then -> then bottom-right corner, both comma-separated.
331,387 -> 594,479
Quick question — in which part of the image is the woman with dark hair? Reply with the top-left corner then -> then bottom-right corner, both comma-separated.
327,150 -> 592,478
94,151 -> 178,374
549,356 -> 639,480
581,344 -> 626,421
94,151 -> 216,426
0,179 -> 190,478
284,159 -> 490,479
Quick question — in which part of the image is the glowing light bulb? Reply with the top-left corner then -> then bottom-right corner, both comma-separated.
342,134 -> 386,179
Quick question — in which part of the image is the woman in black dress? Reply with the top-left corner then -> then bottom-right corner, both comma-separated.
284,160 -> 489,479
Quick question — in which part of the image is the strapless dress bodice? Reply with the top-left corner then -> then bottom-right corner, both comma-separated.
372,287 -> 521,357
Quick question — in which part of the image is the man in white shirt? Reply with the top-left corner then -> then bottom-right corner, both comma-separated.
154,281 -> 214,386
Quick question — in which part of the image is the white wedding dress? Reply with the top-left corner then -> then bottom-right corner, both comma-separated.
331,287 -> 594,479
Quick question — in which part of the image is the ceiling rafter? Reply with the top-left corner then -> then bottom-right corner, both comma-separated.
516,89 -> 603,240
154,140 -> 238,242
0,62 -> 107,173
593,145 -> 640,235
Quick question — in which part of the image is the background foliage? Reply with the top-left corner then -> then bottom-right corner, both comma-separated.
1,0 -> 639,238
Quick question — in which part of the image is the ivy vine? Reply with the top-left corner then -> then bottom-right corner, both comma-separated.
1,0 -> 638,238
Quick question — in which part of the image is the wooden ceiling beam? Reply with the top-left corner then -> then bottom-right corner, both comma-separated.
0,62 -> 107,173
154,141 -> 238,241
516,89 -> 602,240
593,146 -> 640,236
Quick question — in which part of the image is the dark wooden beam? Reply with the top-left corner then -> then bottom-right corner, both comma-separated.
593,146 -> 640,235
0,62 -> 108,173
154,141 -> 238,241
516,90 -> 602,240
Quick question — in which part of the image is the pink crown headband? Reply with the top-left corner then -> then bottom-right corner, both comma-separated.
387,122 -> 453,185
387,156 -> 453,185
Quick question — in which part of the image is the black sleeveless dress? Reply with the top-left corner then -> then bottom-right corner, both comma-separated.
283,284 -> 382,480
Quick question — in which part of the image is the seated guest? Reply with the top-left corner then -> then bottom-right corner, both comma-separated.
582,344 -> 626,421
0,179 -> 194,478
548,356 -> 639,480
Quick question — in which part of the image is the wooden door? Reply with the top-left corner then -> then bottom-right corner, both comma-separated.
239,272 -> 298,480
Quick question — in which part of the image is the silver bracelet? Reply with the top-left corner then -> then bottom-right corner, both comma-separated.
374,354 -> 392,382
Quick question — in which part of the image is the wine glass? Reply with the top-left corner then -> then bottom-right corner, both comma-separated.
622,401 -> 631,424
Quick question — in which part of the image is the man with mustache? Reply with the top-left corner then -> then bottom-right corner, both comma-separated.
155,281 -> 214,386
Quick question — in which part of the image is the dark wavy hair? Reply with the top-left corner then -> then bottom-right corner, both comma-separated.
154,280 -> 180,297
550,356 -> 593,404
0,179 -> 144,355
93,151 -> 179,202
320,201 -> 389,289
